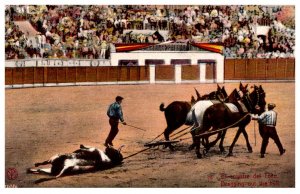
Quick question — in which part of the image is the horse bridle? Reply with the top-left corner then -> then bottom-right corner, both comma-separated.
245,87 -> 265,112
243,92 -> 253,112
215,89 -> 227,102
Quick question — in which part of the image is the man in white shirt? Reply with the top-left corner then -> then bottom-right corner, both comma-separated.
252,103 -> 285,158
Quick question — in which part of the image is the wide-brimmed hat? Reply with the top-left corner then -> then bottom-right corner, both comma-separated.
268,103 -> 276,109
116,96 -> 124,101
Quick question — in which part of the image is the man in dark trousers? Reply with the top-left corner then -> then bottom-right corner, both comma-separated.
252,103 -> 285,158
105,96 -> 126,147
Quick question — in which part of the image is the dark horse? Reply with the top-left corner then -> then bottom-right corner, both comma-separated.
192,85 -> 266,158
200,88 -> 243,151
201,82 -> 251,151
159,85 -> 227,149
182,82 -> 249,152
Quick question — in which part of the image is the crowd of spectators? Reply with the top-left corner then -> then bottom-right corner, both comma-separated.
5,5 -> 295,60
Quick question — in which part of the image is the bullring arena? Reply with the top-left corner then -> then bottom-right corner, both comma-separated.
5,82 -> 295,187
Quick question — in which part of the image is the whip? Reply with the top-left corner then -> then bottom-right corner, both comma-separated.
119,122 -> 147,131
125,123 -> 147,131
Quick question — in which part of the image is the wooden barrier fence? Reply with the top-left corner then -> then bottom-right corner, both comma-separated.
182,65 -> 199,80
5,58 -> 295,86
224,58 -> 295,80
5,66 -> 149,85
155,65 -> 175,81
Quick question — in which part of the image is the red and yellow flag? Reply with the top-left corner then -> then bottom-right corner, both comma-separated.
190,43 -> 223,54
115,43 -> 155,52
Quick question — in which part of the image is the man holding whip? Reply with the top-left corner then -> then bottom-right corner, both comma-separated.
105,96 -> 127,147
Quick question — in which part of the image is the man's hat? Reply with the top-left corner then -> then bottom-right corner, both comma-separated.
268,103 -> 276,109
116,96 -> 124,101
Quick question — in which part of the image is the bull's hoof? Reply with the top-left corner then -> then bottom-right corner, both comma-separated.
203,149 -> 208,156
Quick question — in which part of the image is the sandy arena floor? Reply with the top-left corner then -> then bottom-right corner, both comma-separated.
5,82 -> 295,187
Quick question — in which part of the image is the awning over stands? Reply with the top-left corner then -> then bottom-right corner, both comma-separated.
114,42 -> 223,54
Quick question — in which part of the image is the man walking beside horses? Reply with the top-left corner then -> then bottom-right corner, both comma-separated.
252,103 -> 285,158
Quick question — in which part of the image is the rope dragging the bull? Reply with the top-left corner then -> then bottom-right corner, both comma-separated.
143,125 -> 193,149
169,125 -> 193,139
123,147 -> 152,160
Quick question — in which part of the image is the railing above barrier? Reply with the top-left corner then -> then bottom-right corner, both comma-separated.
5,59 -> 111,68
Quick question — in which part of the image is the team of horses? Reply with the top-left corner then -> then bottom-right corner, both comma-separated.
160,83 -> 266,158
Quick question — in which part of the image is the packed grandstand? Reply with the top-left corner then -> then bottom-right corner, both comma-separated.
5,5 -> 295,60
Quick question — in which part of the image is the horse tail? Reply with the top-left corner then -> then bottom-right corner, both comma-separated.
159,103 -> 166,112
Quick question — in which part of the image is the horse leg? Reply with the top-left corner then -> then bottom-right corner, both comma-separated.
204,130 -> 223,152
219,130 -> 227,154
241,128 -> 253,153
202,137 -> 209,148
227,127 -> 243,157
189,130 -> 196,150
195,136 -> 202,159
189,110 -> 200,150
163,128 -> 174,150
202,137 -> 212,156
194,125 -> 211,158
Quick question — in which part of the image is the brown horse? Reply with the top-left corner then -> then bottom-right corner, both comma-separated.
200,88 -> 243,151
191,85 -> 266,158
191,83 -> 248,151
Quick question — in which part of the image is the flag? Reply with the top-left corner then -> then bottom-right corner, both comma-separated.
115,43 -> 155,52
190,43 -> 224,54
